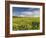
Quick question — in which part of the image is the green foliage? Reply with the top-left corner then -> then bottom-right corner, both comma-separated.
12,17 -> 40,31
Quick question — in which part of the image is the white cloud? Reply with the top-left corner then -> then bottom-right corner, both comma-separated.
21,11 -> 33,15
19,11 -> 40,17
18,11 -> 33,17
33,10 -> 40,15
13,10 -> 40,17
19,15 -> 25,17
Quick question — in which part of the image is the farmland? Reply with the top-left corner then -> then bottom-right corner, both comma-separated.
12,16 -> 40,31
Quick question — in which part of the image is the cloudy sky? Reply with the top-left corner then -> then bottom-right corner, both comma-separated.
12,7 -> 40,17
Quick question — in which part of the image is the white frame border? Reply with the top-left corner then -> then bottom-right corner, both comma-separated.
10,4 -> 43,34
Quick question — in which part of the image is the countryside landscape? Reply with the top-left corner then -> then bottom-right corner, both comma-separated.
12,7 -> 40,31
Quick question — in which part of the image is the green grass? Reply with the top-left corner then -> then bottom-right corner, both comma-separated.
12,16 -> 40,31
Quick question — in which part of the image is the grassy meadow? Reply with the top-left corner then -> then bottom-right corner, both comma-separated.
12,16 -> 40,31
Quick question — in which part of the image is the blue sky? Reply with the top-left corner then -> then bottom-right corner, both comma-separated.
12,7 -> 40,17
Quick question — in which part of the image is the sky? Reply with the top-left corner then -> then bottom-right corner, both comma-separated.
12,7 -> 40,17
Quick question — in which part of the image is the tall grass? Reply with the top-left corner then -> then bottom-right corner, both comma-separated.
12,16 -> 40,31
